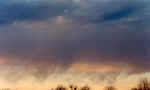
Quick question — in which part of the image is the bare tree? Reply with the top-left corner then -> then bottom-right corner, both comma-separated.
69,84 -> 78,90
56,85 -> 67,90
131,88 -> 138,90
104,86 -> 116,90
131,78 -> 150,90
80,85 -> 91,90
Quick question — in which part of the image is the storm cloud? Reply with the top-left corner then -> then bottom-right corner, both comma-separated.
0,0 -> 77,24
0,0 -> 150,80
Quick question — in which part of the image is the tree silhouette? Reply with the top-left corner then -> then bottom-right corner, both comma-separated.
104,86 -> 116,90
69,85 -> 78,90
131,78 -> 150,90
80,85 -> 91,90
56,85 -> 67,90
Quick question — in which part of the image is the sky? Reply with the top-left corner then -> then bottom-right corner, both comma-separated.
0,0 -> 150,90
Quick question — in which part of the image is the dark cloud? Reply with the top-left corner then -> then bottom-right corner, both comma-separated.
67,0 -> 149,24
95,6 -> 138,22
95,0 -> 148,22
0,0 -> 149,25
0,0 -> 77,25
0,0 -> 150,79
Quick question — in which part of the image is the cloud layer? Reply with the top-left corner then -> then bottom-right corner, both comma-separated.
0,0 -> 150,80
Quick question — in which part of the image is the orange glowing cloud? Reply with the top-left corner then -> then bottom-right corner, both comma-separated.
71,62 -> 134,72
0,58 -> 19,65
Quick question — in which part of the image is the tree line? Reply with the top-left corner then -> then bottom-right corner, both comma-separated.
53,78 -> 150,90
